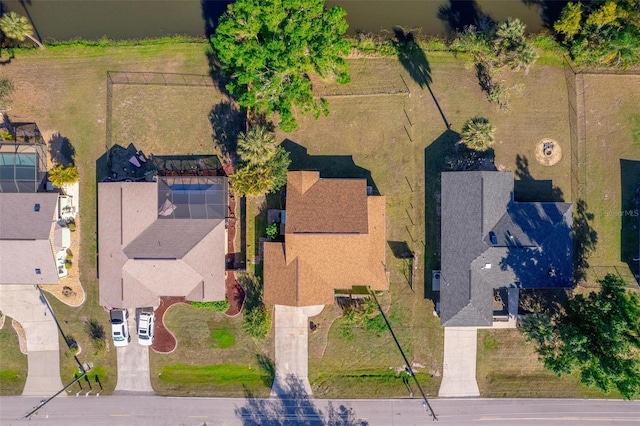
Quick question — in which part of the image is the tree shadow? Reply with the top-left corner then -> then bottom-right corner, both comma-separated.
514,154 -> 564,202
48,132 -> 75,166
393,27 -> 450,130
236,374 -> 368,426
620,159 -> 640,279
423,130 -> 460,302
237,272 -> 264,312
521,0 -> 571,28
280,139 -> 379,195
572,199 -> 598,283
200,0 -> 232,39
256,354 -> 275,388
387,241 -> 414,259
209,100 -> 246,163
437,0 -> 484,35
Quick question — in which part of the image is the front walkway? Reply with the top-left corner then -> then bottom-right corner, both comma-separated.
272,304 -> 324,396
438,327 -> 480,397
0,285 -> 64,396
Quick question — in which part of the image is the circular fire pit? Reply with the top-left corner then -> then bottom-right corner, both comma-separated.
535,138 -> 562,166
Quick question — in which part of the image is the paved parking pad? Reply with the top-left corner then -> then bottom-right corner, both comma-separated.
439,327 -> 480,397
0,285 -> 64,396
272,304 -> 324,396
114,309 -> 153,394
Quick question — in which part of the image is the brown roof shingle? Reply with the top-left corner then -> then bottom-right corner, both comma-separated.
264,172 -> 387,307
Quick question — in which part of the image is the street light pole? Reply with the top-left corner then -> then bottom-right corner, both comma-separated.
370,291 -> 438,421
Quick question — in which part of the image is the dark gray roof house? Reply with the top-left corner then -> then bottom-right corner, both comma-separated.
440,171 -> 573,327
98,176 -> 228,308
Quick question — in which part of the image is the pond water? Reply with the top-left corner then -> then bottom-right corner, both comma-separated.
2,0 -> 552,42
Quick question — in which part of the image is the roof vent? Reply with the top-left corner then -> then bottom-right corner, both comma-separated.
483,263 -> 492,269
35,268 -> 41,274
489,231 -> 498,245
34,203 -> 40,212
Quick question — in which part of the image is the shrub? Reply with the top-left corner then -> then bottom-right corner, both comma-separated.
191,300 -> 230,313
64,260 -> 72,270
243,306 -> 271,339
66,248 -> 73,259
265,223 -> 278,240
461,117 -> 496,151
48,164 -> 79,187
85,319 -> 105,353
67,222 -> 76,232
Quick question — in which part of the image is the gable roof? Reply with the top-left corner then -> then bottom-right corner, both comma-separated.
264,172 -> 388,307
98,176 -> 227,308
440,171 -> 573,327
0,193 -> 59,284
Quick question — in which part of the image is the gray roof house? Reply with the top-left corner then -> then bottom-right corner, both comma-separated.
98,176 -> 228,308
440,171 -> 573,327
0,193 -> 61,285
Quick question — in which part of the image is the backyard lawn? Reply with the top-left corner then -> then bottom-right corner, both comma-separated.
0,41 -> 636,398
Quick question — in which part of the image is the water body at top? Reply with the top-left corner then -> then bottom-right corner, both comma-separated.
2,0 -> 551,42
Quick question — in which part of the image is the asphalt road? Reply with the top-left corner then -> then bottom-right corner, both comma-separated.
1,396 -> 639,425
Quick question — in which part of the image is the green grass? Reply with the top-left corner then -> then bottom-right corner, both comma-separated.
581,74 -> 640,285
313,369 -> 434,399
210,327 -> 235,349
477,329 -> 620,398
160,364 -> 264,385
150,303 -> 273,397
0,325 -> 27,395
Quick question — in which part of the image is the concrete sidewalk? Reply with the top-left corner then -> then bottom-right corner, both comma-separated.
0,285 -> 64,396
438,327 -> 480,397
272,304 -> 324,396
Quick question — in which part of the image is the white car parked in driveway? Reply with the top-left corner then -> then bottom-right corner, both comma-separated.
110,309 -> 130,347
137,310 -> 155,346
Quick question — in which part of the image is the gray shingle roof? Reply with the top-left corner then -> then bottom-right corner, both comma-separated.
98,177 -> 227,308
0,193 -> 59,285
440,171 -> 573,327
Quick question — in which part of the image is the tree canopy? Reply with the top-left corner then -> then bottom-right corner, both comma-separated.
554,0 -> 640,67
211,0 -> 351,132
461,117 -> 495,151
0,12 -> 43,48
521,274 -> 640,399
48,164 -> 79,188
230,126 -> 290,196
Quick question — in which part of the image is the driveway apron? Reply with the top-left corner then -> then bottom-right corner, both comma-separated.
439,327 -> 480,397
114,309 -> 153,394
272,304 -> 324,396
0,285 -> 64,396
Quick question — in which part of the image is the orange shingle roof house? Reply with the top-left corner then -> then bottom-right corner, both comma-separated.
264,171 -> 388,307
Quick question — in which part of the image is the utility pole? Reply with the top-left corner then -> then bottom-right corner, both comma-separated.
370,291 -> 438,421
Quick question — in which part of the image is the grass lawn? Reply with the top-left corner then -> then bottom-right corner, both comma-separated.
1,41 -> 633,399
149,303 -> 274,397
581,74 -> 640,286
0,321 -> 27,395
477,329 -> 619,398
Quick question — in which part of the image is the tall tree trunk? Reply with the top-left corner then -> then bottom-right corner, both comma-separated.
25,33 -> 44,49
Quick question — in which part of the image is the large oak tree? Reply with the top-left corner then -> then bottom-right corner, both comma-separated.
211,0 -> 350,132
522,274 -> 640,399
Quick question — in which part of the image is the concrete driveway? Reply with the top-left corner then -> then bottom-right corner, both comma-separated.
113,309 -> 153,394
272,304 -> 324,396
438,327 -> 480,397
0,285 -> 64,396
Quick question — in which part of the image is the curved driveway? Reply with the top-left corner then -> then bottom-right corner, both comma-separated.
0,285 -> 64,396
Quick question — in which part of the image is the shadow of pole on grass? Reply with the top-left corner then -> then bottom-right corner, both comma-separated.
236,374 -> 369,426
394,27 -> 451,131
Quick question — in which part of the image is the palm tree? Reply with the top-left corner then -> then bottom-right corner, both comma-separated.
461,117 -> 495,151
0,12 -> 43,49
48,164 -> 78,188
237,126 -> 277,166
